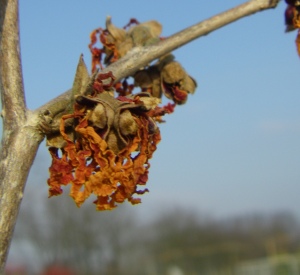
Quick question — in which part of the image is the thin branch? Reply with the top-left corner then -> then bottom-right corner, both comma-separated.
36,0 -> 280,124
104,0 -> 281,80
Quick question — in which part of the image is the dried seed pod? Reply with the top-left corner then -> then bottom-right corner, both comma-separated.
161,61 -> 186,84
117,36 -> 134,58
76,94 -> 115,140
88,104 -> 107,129
140,20 -> 162,38
134,67 -> 162,98
144,37 -> 161,47
157,54 -> 175,71
46,134 -> 67,148
182,75 -> 197,94
149,67 -> 162,99
128,20 -> 162,46
106,16 -> 126,42
134,70 -> 152,88
46,130 -> 74,148
138,96 -> 161,111
104,32 -> 116,45
130,25 -> 153,46
106,128 -> 126,154
162,82 -> 189,105
119,110 -> 138,136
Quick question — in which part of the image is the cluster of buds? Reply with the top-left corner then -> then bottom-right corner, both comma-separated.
46,17 -> 197,210
89,17 -> 162,68
284,0 -> 300,55
134,54 -> 196,105
89,17 -> 197,105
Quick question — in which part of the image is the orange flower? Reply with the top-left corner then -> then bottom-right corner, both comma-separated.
48,87 -> 161,210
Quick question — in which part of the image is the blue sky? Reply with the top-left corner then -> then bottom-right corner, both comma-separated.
17,1 -> 300,219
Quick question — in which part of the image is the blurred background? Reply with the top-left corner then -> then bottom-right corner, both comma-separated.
4,0 -> 300,274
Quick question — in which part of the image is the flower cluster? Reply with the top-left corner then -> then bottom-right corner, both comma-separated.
285,0 -> 300,55
47,17 -> 197,210
47,74 -> 162,210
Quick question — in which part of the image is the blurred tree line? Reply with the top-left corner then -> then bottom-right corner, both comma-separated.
8,191 -> 300,275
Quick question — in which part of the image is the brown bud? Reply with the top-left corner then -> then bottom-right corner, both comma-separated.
46,130 -> 74,148
149,68 -> 162,99
134,67 -> 162,98
106,129 -> 126,154
46,134 -> 67,148
88,104 -> 107,129
106,16 -> 126,42
157,54 -> 175,71
161,61 -> 186,84
138,96 -> 161,111
129,25 -> 152,46
119,110 -> 138,136
117,36 -> 134,58
128,20 -> 161,46
139,20 -> 162,38
182,75 -> 197,94
134,70 -> 152,88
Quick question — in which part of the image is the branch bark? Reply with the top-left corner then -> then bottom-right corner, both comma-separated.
0,0 -> 43,272
0,0 -> 280,272
0,0 -> 25,125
